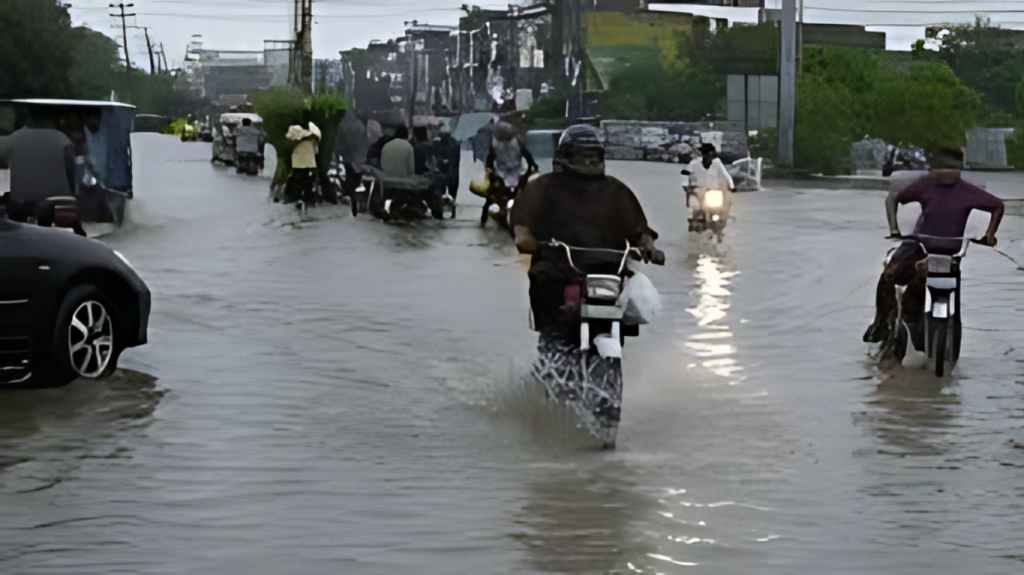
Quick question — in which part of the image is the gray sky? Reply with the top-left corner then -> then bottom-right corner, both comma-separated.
68,0 -> 1024,70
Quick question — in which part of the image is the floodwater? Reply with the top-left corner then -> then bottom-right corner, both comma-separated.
1,135 -> 1022,574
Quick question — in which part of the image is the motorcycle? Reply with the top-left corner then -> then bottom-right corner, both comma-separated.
361,165 -> 443,223
236,152 -> 261,176
685,184 -> 727,241
473,168 -> 535,229
529,239 -> 663,448
884,234 -> 980,377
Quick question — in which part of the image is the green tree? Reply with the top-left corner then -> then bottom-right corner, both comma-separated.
869,61 -> 979,153
912,17 -> 1024,123
251,87 -> 346,199
0,0 -> 76,99
794,73 -> 858,175
600,59 -> 723,121
1007,73 -> 1024,167
68,26 -> 121,100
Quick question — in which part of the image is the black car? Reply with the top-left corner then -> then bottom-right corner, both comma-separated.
0,219 -> 150,388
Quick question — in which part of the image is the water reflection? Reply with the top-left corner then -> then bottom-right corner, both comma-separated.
854,367 -> 961,457
684,254 -> 743,382
0,370 -> 164,494
512,460 -> 660,574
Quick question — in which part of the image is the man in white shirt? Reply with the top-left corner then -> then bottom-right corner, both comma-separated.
682,142 -> 734,227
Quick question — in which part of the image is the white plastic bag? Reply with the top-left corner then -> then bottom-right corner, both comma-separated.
618,272 -> 661,325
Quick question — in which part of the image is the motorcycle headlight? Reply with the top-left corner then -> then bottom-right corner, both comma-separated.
704,190 -> 724,209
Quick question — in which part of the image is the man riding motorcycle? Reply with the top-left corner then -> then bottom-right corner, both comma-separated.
234,117 -> 266,174
510,125 -> 665,335
681,142 -> 734,230
863,148 -> 1005,344
479,121 -> 538,226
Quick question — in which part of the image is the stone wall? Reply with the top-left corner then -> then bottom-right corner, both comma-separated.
601,120 -> 748,163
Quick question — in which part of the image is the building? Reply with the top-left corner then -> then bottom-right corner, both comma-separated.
182,36 -> 293,103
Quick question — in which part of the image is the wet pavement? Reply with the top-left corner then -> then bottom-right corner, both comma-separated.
1,134 -> 1022,574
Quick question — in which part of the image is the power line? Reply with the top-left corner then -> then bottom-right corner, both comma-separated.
805,5 -> 1024,14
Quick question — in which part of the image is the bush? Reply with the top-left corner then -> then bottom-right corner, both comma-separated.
251,87 -> 346,197
527,91 -> 567,123
749,127 -> 778,166
794,73 -> 858,175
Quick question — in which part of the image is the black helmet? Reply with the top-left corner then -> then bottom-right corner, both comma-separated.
554,124 -> 605,176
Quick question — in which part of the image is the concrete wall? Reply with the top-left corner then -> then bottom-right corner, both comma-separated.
601,120 -> 748,163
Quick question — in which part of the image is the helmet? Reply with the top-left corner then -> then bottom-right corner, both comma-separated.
554,124 -> 605,176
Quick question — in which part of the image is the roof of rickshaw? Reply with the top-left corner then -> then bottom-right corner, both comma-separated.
1,99 -> 136,109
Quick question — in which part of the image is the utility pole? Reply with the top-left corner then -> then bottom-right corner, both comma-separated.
290,0 -> 313,93
157,42 -> 169,73
796,0 -> 804,76
142,27 -> 156,74
109,3 -> 136,72
778,0 -> 796,168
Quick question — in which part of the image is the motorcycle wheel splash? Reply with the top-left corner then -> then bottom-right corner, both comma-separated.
531,334 -> 622,448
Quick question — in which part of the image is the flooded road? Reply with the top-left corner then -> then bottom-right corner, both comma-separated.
1,135 -> 1022,574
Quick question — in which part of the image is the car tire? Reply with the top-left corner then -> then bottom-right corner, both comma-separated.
49,284 -> 122,384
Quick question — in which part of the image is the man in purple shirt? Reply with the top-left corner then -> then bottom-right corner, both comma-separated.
863,148 -> 1005,343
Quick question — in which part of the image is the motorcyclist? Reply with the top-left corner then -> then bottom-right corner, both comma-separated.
510,124 -> 665,335
234,117 -> 266,172
486,121 -> 539,193
433,124 -> 461,219
681,142 -> 734,230
863,148 -> 1005,343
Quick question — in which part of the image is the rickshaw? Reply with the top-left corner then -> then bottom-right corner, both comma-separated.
212,112 -> 263,166
0,99 -> 136,236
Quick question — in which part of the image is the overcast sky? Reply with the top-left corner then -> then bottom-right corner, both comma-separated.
67,0 -> 1024,70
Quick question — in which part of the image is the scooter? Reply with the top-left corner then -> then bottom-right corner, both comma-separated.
529,240 -> 663,448
886,234 -> 980,377
685,184 -> 727,241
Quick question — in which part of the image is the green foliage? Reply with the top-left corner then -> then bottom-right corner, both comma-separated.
912,18 -> 1024,119
527,92 -> 567,123
165,118 -> 190,136
600,58 -> 724,122
0,0 -> 75,99
251,88 -> 347,189
0,6 -> 199,116
252,87 -> 307,186
791,46 -> 980,174
794,72 -> 858,175
1008,73 -> 1024,168
68,27 -> 121,100
749,127 -> 778,165
869,61 -> 979,152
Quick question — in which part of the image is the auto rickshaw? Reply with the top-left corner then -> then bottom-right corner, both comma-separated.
0,98 -> 136,236
212,112 -> 263,166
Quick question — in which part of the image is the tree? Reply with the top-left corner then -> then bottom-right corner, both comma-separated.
251,87 -> 346,201
0,0 -> 76,99
912,18 -> 1024,124
869,62 -> 979,153
794,73 -> 858,175
68,27 -> 121,100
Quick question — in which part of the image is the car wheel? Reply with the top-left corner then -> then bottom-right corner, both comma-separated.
53,284 -> 121,381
